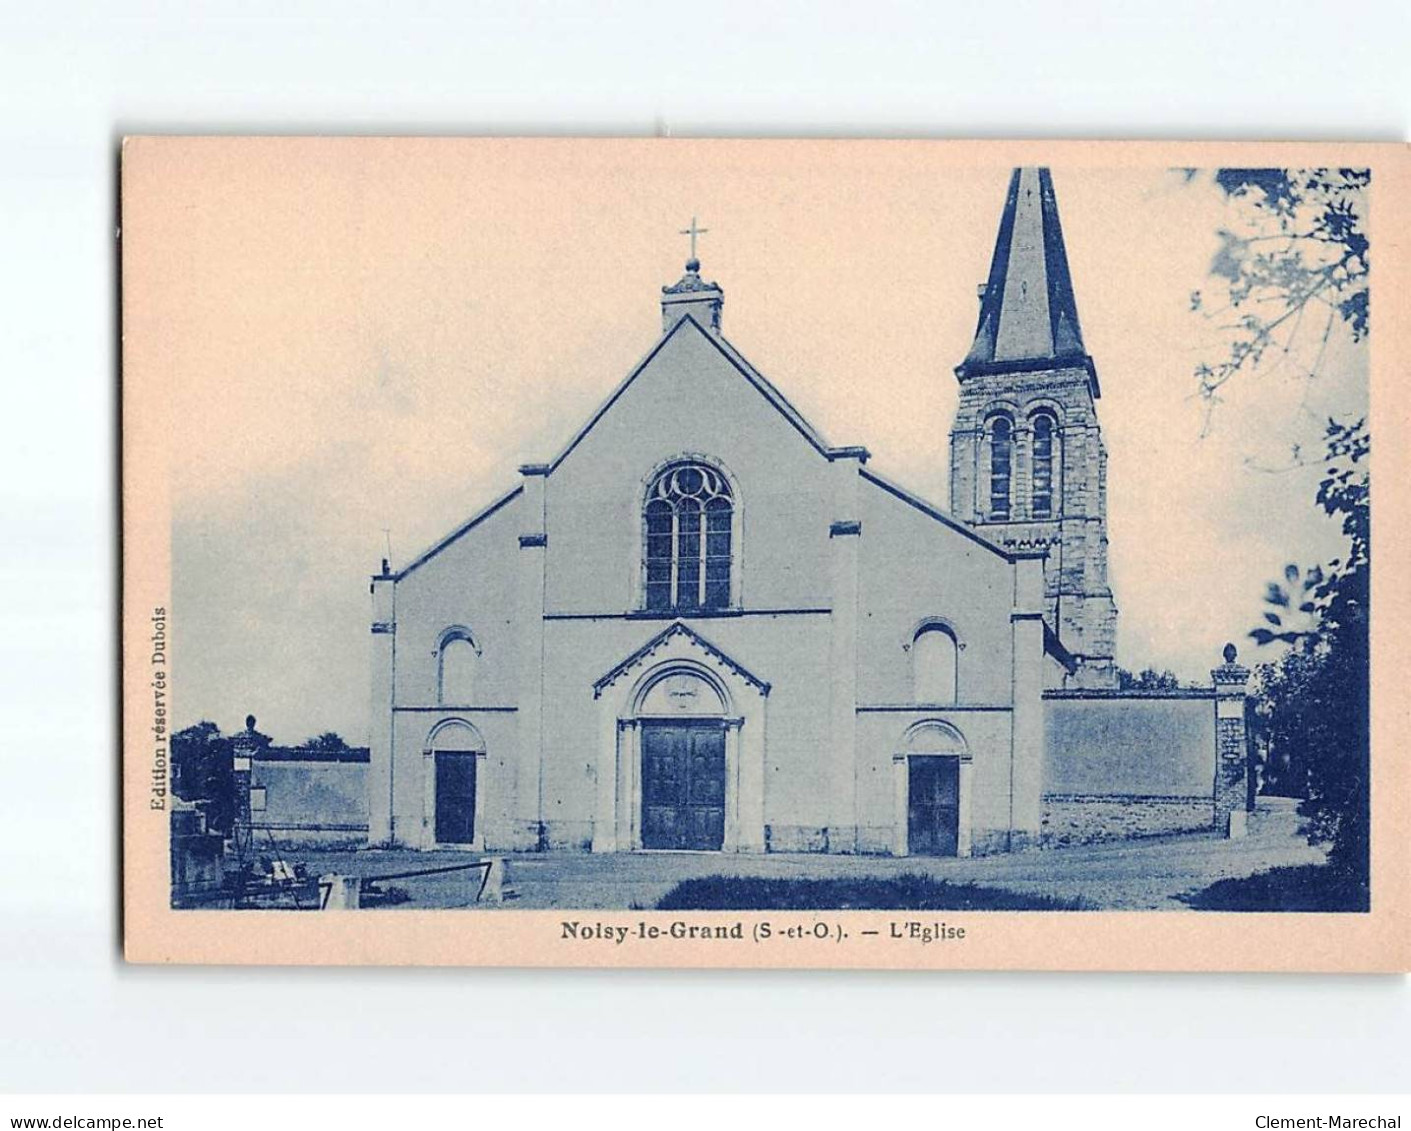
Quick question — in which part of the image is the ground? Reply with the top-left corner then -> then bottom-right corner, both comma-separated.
286,798 -> 1326,911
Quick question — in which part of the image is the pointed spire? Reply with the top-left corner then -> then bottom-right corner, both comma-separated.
959,168 -> 1092,381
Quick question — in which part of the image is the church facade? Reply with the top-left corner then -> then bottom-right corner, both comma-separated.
366,169 -> 1231,858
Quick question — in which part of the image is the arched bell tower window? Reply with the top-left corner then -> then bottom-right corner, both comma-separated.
987,414 -> 1013,521
643,461 -> 734,612
1031,411 -> 1057,519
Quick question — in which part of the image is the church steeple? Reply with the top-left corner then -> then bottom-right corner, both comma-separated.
947,166 -> 1118,689
959,168 -> 1096,396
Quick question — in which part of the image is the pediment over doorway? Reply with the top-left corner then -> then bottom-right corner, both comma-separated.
592,620 -> 771,701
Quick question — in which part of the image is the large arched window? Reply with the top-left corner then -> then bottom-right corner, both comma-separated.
1031,411 -> 1057,519
644,462 -> 733,611
437,630 -> 478,705
987,415 -> 1013,520
912,624 -> 959,705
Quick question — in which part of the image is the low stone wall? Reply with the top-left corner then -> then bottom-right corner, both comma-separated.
251,758 -> 368,847
251,822 -> 368,849
1044,691 -> 1218,795
1041,690 -> 1223,847
1041,793 -> 1213,848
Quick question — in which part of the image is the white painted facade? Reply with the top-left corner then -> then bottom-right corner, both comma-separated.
367,259 -> 1054,857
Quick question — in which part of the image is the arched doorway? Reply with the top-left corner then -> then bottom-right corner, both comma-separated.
593,623 -> 767,854
424,719 -> 486,848
636,669 -> 728,851
895,721 -> 970,857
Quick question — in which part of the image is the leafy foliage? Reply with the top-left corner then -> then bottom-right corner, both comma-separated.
304,731 -> 352,751
1116,666 -> 1182,692
1247,418 -> 1369,897
171,721 -> 236,836
1190,168 -> 1368,414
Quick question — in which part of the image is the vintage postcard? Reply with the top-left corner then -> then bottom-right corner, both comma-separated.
121,137 -> 1408,970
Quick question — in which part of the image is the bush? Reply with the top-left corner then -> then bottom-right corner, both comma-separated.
1180,865 -> 1368,912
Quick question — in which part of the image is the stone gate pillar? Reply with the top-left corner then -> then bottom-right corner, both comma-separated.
1211,643 -> 1252,838
230,715 -> 268,855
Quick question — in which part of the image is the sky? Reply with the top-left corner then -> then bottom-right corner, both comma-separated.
147,139 -> 1367,744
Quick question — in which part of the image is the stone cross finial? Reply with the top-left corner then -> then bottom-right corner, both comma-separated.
679,215 -> 708,263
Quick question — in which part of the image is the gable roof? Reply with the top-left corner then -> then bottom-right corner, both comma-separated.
393,483 -> 523,580
859,465 -> 1031,562
593,620 -> 771,698
392,306 -> 1043,582
548,313 -> 835,471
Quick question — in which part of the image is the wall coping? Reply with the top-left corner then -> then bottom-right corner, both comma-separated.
253,747 -> 371,764
1042,792 -> 1212,802
1042,688 -> 1216,701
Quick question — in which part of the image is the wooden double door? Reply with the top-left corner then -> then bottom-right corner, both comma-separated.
641,721 -> 726,851
908,755 -> 960,856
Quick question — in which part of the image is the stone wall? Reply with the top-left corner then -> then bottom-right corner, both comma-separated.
1039,656 -> 1254,848
1044,691 -> 1218,795
1041,690 -> 1219,847
1041,794 -> 1213,848
252,757 -> 368,847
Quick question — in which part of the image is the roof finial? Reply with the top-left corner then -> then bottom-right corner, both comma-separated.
679,215 -> 708,269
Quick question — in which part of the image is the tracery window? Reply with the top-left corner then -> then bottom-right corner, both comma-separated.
988,415 -> 1013,520
1031,411 -> 1057,519
644,462 -> 733,611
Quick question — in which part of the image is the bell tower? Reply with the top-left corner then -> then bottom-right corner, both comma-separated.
949,168 -> 1118,688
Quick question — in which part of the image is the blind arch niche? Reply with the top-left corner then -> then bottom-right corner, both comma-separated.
912,623 -> 959,705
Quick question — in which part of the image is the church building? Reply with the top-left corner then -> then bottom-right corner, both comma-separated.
366,169 -> 1145,858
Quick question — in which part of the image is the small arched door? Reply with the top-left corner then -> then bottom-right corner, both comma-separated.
903,722 -> 967,857
429,721 -> 483,846
908,758 -> 960,856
